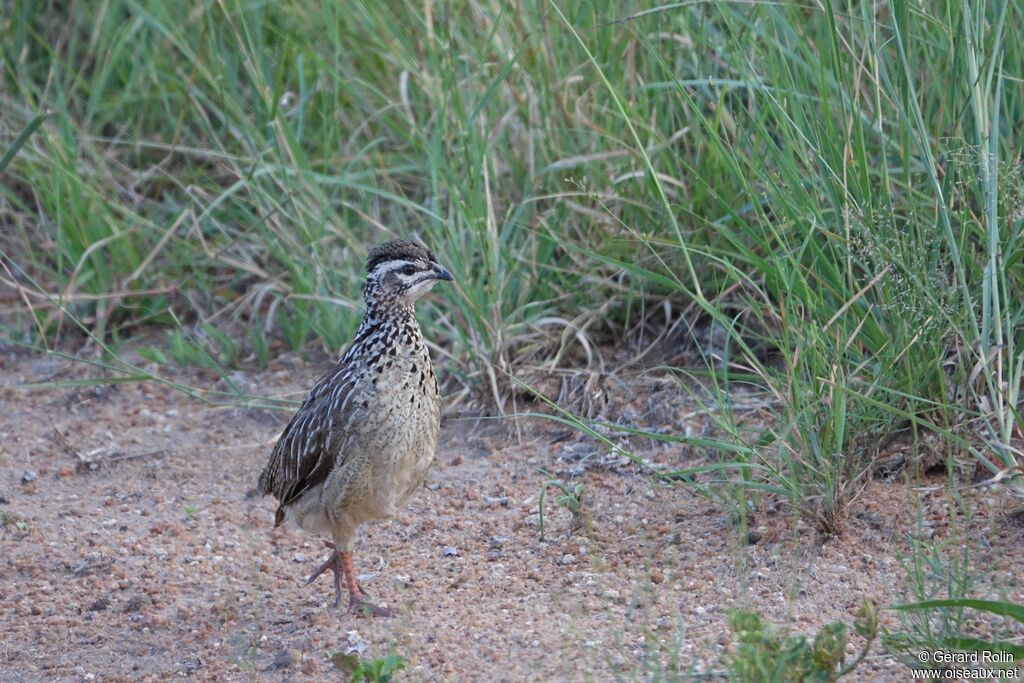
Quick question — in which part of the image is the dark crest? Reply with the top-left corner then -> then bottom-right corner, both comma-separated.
366,239 -> 435,273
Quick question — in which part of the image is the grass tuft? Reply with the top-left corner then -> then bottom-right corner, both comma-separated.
2,0 -> 1022,529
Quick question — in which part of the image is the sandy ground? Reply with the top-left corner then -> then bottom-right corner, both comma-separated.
2,348 -> 1023,681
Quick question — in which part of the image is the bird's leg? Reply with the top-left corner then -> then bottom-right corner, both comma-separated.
340,551 -> 394,618
304,541 -> 345,608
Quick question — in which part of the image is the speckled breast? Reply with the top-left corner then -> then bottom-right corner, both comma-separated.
357,340 -> 441,513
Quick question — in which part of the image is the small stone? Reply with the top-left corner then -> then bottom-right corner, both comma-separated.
560,554 -> 575,565
21,470 -> 37,485
345,630 -> 367,656
442,546 -> 458,557
488,535 -> 508,548
292,553 -> 307,563
270,649 -> 300,670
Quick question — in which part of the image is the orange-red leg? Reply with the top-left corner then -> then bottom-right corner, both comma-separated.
304,541 -> 392,617
340,551 -> 393,617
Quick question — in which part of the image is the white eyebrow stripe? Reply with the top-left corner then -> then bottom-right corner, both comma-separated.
369,259 -> 417,277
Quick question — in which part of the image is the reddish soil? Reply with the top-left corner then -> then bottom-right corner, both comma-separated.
1,349 -> 1022,681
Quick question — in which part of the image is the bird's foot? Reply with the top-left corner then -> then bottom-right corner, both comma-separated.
308,545 -> 389,614
303,546 -> 346,607
348,594 -> 394,618
303,548 -> 340,586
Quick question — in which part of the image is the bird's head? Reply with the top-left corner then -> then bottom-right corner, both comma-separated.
363,239 -> 454,306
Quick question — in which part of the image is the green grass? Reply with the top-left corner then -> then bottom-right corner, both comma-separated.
331,652 -> 407,683
726,601 -> 877,682
2,0 -> 1022,534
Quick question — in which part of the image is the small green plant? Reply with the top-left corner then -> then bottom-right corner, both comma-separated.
165,329 -> 211,369
137,346 -> 169,365
248,325 -> 269,367
199,323 -> 240,367
331,652 -> 407,683
183,505 -> 198,519
0,508 -> 29,532
535,468 -> 585,541
163,325 -> 242,369
884,598 -> 1024,666
881,530 -> 979,668
727,602 -> 877,682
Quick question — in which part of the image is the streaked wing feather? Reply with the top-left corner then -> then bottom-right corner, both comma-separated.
258,367 -> 360,523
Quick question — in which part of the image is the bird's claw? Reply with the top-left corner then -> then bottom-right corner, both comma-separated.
304,542 -> 387,615
348,595 -> 394,618
304,551 -> 340,586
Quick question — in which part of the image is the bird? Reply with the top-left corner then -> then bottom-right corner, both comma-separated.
258,239 -> 453,616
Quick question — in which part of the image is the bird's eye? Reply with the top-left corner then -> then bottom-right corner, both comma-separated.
400,265 -> 416,276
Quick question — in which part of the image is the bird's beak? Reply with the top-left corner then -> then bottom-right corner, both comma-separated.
431,264 -> 454,282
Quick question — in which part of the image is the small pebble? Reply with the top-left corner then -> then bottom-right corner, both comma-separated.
345,630 -> 367,656
442,546 -> 458,557
271,649 -> 300,670
292,553 -> 307,563
21,470 -> 37,485
560,554 -> 575,565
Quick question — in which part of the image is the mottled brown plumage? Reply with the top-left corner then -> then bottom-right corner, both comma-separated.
258,239 -> 452,615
